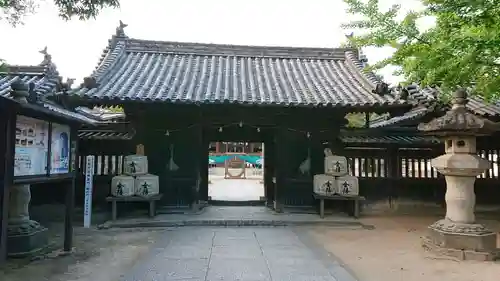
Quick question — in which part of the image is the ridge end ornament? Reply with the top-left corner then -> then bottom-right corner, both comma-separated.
116,20 -> 128,37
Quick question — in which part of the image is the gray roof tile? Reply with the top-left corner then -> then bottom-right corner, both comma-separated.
71,24 -> 407,109
0,53 -> 103,124
0,65 -> 59,98
78,129 -> 134,140
370,85 -> 500,128
340,134 -> 439,145
404,85 -> 500,117
370,107 -> 430,128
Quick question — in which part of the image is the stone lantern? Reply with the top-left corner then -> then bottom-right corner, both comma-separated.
418,89 -> 499,261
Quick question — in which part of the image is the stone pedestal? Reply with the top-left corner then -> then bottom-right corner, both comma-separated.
423,219 -> 498,261
7,184 -> 48,257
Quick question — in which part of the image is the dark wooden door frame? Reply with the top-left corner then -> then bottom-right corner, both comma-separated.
205,129 -> 271,204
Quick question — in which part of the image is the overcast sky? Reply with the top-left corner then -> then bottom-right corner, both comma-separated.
0,0 -> 424,85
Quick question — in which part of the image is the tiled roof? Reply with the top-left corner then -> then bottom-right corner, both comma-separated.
0,65 -> 59,98
340,135 -> 440,145
339,128 -> 440,145
70,23 -> 407,109
74,106 -> 126,121
0,50 -> 103,125
78,129 -> 134,140
370,85 -> 500,128
370,106 -> 430,128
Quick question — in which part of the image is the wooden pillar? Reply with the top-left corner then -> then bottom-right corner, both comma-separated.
126,106 -> 147,152
198,124 -> 209,202
364,112 -> 370,128
64,127 -> 78,252
264,138 -> 274,206
386,146 -> 399,208
310,131 -> 324,176
0,110 -> 16,264
274,128 -> 286,212
215,142 -> 220,154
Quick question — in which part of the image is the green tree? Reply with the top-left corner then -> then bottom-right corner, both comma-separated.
1,0 -> 120,70
342,0 -> 500,100
1,0 -> 120,25
345,113 -> 381,128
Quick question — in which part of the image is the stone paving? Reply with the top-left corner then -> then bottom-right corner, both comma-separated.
208,177 -> 264,201
122,227 -> 357,281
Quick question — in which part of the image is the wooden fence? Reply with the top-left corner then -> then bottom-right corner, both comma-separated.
74,145 -> 500,207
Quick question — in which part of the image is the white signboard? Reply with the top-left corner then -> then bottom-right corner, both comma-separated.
83,156 -> 95,228
50,122 -> 71,174
14,116 -> 49,176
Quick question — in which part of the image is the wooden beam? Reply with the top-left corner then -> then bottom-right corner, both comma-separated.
64,127 -> 78,252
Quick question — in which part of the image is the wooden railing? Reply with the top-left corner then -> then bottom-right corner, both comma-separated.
78,148 -> 500,180
344,147 -> 500,179
77,155 -> 126,176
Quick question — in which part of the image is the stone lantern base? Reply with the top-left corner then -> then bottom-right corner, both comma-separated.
7,220 -> 48,257
422,219 -> 499,261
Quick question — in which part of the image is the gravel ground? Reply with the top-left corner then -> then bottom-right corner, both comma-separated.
310,215 -> 500,281
0,224 -> 163,281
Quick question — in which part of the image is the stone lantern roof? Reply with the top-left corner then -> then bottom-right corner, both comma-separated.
418,89 -> 500,136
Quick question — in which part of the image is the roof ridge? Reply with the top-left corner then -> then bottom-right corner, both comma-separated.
0,48 -> 62,98
89,21 -> 130,83
123,38 -> 356,60
344,51 -> 378,87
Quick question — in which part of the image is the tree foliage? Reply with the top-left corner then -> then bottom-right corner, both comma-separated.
345,113 -> 381,128
342,0 -> 500,100
0,0 -> 120,71
0,0 -> 120,25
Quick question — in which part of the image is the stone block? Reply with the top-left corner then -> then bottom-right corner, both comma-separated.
422,237 -> 499,261
463,250 -> 499,262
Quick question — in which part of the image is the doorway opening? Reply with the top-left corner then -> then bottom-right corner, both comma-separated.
208,141 -> 265,204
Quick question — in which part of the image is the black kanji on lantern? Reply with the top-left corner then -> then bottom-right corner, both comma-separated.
116,182 -> 124,196
334,161 -> 342,173
341,181 -> 351,194
141,182 -> 150,195
129,161 -> 137,173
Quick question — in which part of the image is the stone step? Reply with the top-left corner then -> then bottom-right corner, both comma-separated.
98,218 -> 364,229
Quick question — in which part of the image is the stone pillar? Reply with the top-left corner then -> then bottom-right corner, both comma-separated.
444,175 -> 476,223
8,184 -> 31,224
418,89 -> 499,261
7,184 -> 48,257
